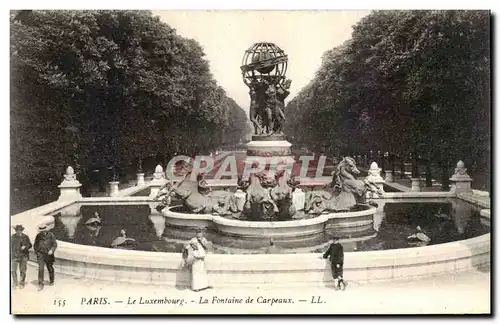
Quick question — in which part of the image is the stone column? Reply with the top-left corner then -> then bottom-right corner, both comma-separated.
149,164 -> 167,198
292,188 -> 305,211
385,170 -> 394,183
410,178 -> 421,192
58,166 -> 83,201
136,173 -> 145,186
109,181 -> 120,197
449,160 -> 473,194
366,162 -> 385,198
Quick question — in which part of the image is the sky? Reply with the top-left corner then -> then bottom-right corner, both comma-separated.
153,10 -> 371,111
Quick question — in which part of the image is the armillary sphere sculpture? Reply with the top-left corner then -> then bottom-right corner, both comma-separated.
241,42 -> 292,137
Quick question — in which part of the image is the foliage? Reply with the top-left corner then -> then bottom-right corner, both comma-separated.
285,10 -> 490,174
11,10 -> 248,184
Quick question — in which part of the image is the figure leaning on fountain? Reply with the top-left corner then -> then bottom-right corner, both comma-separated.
182,229 -> 212,292
305,157 -> 382,214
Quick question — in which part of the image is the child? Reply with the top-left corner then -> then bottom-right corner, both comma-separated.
323,236 -> 346,291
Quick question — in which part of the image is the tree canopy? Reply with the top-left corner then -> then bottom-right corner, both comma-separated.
286,10 -> 490,177
11,10 -> 250,184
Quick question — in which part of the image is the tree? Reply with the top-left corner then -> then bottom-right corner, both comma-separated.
11,10 -> 249,185
285,10 -> 490,189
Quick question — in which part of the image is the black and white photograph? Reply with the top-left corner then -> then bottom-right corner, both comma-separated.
8,8 -> 491,315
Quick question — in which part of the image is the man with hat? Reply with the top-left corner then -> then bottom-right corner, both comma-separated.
11,224 -> 32,289
323,236 -> 346,291
34,222 -> 57,291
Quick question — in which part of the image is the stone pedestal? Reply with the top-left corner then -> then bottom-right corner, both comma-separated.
449,160 -> 473,194
385,170 -> 393,183
136,173 -> 145,186
109,181 -> 120,197
58,166 -> 83,201
246,135 -> 292,157
244,135 -> 295,179
292,188 -> 305,211
410,178 -> 421,192
150,164 -> 167,198
366,162 -> 385,198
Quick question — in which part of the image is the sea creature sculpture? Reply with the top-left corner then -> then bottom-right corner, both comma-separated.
407,226 -> 431,246
305,157 -> 382,214
111,229 -> 137,249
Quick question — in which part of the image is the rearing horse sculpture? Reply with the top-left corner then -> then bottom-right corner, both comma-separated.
155,172 -> 240,215
305,157 -> 382,214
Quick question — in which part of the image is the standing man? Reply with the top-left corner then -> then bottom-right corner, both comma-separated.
11,225 -> 32,289
323,236 -> 346,291
34,223 -> 57,291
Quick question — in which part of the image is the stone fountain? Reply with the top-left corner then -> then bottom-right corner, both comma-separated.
154,42 -> 382,247
241,42 -> 294,165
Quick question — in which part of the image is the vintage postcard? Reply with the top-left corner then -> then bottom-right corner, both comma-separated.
9,9 -> 491,315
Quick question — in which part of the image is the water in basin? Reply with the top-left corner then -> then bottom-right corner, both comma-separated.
49,198 -> 488,254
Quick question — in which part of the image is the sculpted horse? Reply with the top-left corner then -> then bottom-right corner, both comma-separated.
155,172 -> 240,215
305,157 -> 382,214
242,172 -> 279,221
269,169 -> 299,220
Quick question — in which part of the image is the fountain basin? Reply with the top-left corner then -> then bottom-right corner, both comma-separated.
163,205 -> 376,240
29,232 -> 492,288
10,194 -> 490,288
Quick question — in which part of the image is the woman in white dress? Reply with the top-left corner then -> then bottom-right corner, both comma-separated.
182,229 -> 211,291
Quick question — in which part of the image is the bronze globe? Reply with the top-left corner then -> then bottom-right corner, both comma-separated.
240,42 -> 288,87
